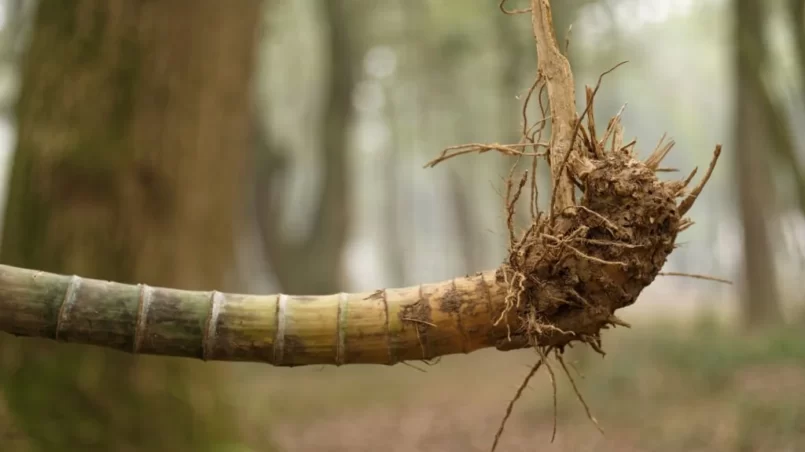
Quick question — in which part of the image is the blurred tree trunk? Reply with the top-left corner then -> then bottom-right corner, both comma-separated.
784,0 -> 805,214
0,1 -> 261,450
384,84 -> 411,287
380,0 -> 429,288
448,168 -> 485,273
494,5 -> 528,147
790,0 -> 805,97
734,0 -> 783,328
256,0 -> 354,295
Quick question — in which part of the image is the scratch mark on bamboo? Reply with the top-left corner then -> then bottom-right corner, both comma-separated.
336,292 -> 348,365
274,294 -> 288,365
55,275 -> 82,341
134,283 -> 153,353
203,290 -> 224,361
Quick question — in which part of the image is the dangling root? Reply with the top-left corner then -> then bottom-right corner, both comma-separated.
490,356 -> 544,452
537,346 -> 559,443
557,352 -> 604,434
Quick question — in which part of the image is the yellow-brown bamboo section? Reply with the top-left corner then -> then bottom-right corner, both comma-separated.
0,264 -> 517,366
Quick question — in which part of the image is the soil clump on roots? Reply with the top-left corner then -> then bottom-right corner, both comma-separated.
496,140 -> 719,354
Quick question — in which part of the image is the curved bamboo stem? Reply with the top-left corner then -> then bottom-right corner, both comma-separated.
0,264 -> 519,366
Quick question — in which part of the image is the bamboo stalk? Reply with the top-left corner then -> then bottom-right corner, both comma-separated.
0,264 -> 519,366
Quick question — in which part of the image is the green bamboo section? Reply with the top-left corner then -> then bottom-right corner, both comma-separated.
0,264 -> 518,366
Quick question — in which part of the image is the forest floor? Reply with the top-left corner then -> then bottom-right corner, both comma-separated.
235,295 -> 805,452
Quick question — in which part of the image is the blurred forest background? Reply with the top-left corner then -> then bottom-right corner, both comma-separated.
0,0 -> 803,451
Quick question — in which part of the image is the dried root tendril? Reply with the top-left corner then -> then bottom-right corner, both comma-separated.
423,142 -> 547,169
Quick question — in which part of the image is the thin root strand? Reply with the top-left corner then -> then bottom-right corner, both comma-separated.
490,359 -> 544,452
658,272 -> 733,285
557,354 -> 604,436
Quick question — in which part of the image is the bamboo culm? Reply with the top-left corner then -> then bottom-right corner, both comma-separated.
0,264 -> 518,366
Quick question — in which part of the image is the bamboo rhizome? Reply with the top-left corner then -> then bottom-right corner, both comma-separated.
0,0 -> 726,450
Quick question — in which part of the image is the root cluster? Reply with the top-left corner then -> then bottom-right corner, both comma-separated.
425,1 -> 722,450
428,63 -> 720,359
496,99 -> 720,354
